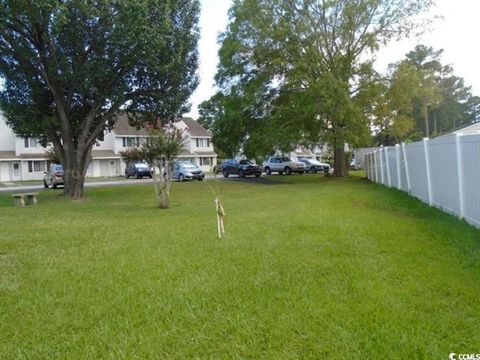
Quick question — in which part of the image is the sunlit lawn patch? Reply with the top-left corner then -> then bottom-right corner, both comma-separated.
1,174 -> 479,358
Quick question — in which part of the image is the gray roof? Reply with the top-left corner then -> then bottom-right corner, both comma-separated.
0,151 -> 17,160
182,118 -> 211,137
194,151 -> 217,156
91,150 -> 118,159
112,113 -> 149,136
20,153 -> 48,159
178,149 -> 194,156
112,114 -> 211,138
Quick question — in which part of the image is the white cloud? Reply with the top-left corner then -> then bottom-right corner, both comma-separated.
184,0 -> 232,119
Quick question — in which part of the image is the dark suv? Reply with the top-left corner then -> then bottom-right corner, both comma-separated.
125,162 -> 152,179
222,159 -> 262,178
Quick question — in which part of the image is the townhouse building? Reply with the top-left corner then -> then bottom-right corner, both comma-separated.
0,113 -> 216,182
288,144 -> 330,162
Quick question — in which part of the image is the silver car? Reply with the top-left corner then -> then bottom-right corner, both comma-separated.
172,161 -> 204,181
44,163 -> 64,189
263,156 -> 305,175
300,159 -> 330,174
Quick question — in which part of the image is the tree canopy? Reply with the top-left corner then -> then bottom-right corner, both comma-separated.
0,0 -> 199,197
200,0 -> 433,175
120,125 -> 183,209
371,45 -> 480,145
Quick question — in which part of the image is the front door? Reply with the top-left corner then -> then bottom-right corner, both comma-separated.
12,162 -> 21,181
109,160 -> 118,175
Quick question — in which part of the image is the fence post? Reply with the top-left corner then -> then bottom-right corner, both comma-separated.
384,147 -> 392,187
367,153 -> 371,180
379,146 -> 385,184
401,142 -> 411,193
374,150 -> 379,183
363,155 -> 370,180
395,144 -> 402,190
456,133 -> 465,219
423,138 -> 433,206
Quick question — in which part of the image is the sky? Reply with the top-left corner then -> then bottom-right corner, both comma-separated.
185,0 -> 480,119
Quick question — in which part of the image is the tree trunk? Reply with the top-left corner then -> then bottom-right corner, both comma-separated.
63,154 -> 90,198
53,142 -> 92,198
64,172 -> 86,198
333,139 -> 348,177
152,158 -> 173,209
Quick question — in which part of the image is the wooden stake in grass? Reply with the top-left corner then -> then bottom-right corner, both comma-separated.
215,198 -> 225,238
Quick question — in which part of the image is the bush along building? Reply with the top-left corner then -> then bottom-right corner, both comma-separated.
0,113 -> 217,182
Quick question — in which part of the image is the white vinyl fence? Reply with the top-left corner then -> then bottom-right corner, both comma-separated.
364,133 -> 480,229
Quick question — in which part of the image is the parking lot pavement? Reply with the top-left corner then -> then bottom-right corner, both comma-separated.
0,172 -> 331,193
0,174 -> 222,193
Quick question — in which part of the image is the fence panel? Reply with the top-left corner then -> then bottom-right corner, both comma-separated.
361,132 -> 480,229
364,153 -> 375,181
397,145 -> 409,192
428,135 -> 460,215
380,148 -> 388,186
386,147 -> 398,188
405,141 -> 430,204
461,133 -> 480,227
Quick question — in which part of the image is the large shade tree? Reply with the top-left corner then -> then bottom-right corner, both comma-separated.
201,0 -> 433,176
0,0 -> 199,197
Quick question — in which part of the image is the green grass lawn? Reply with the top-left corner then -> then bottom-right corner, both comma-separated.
1,174 -> 479,358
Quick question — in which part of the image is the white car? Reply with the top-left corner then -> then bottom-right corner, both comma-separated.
263,156 -> 305,175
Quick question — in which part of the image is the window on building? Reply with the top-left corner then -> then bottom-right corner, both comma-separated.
24,137 -> 39,148
200,157 -> 211,166
122,137 -> 138,147
27,161 -> 46,173
195,138 -> 210,147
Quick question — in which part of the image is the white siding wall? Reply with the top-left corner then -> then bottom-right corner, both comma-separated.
183,134 -> 193,153
0,162 -> 10,181
0,117 -> 15,151
21,160 -> 48,181
94,132 -> 115,151
113,137 -> 124,154
87,159 -> 121,177
14,137 -> 52,156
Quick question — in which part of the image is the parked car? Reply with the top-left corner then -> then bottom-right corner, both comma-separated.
263,156 -> 305,175
222,159 -> 262,178
350,158 -> 358,169
300,159 -> 330,174
125,162 -> 152,179
44,163 -> 64,189
213,159 -> 227,175
173,161 -> 204,181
